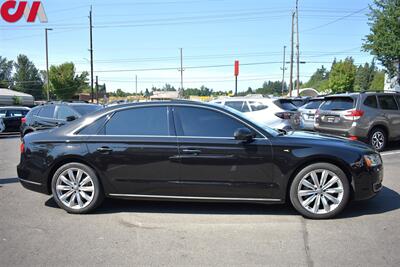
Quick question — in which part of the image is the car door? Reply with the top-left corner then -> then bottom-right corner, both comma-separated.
35,105 -> 57,130
172,105 -> 278,199
84,105 -> 181,196
378,95 -> 400,138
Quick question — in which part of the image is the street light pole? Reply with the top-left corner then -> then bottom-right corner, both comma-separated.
45,28 -> 53,101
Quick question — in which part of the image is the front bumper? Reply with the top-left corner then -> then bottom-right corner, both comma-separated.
352,164 -> 383,201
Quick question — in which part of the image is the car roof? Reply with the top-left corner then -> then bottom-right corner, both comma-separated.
0,106 -> 30,110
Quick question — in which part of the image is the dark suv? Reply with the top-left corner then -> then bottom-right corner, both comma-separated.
20,102 -> 102,136
315,92 -> 400,151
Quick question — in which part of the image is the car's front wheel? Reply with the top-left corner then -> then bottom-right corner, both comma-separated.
51,162 -> 104,214
368,127 -> 387,151
289,163 -> 350,219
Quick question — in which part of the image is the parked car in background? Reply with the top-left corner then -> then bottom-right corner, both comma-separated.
315,92 -> 400,151
298,97 -> 324,130
18,100 -> 383,219
0,106 -> 30,133
287,97 -> 311,108
211,97 -> 300,131
20,102 -> 102,137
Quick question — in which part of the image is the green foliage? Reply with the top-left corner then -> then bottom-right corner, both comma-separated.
49,62 -> 89,100
255,81 -> 287,95
370,71 -> 385,90
363,0 -> 400,80
0,56 -> 14,88
328,57 -> 357,93
184,85 -> 213,97
13,54 -> 43,100
12,96 -> 22,105
302,65 -> 329,91
354,61 -> 377,91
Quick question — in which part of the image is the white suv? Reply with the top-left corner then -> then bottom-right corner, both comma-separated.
210,97 -> 300,131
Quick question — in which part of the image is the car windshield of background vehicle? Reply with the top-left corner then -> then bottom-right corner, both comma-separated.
302,100 -> 323,110
224,101 -> 250,113
320,97 -> 354,111
72,105 -> 102,116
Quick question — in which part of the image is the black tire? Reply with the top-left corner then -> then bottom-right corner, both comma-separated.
289,162 -> 350,219
51,162 -> 104,214
368,127 -> 387,152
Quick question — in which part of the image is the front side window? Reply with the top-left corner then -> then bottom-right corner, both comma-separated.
225,101 -> 250,113
57,106 -> 78,120
174,106 -> 247,137
38,106 -> 55,118
363,95 -> 378,109
378,95 -> 398,110
249,101 -> 268,111
104,106 -> 169,136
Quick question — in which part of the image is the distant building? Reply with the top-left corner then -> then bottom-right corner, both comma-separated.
0,88 -> 34,107
150,91 -> 179,100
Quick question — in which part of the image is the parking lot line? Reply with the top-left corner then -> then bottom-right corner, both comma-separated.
381,151 -> 400,156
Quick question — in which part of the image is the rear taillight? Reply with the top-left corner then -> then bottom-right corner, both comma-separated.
275,112 -> 292,120
348,135 -> 358,141
21,117 -> 26,123
344,109 -> 364,120
20,142 -> 25,154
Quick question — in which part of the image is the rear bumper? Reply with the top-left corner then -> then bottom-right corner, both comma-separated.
314,124 -> 368,140
17,163 -> 50,195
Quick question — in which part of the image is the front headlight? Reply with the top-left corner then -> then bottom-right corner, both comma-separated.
364,154 -> 382,167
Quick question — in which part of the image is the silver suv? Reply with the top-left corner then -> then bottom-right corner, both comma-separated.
315,92 -> 400,151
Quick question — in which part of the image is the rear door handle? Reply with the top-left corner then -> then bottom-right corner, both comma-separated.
97,146 -> 113,153
182,149 -> 202,154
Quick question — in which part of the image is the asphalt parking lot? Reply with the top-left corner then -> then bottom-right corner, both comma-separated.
1,136 -> 400,266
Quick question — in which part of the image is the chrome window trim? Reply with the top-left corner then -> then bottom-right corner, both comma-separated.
74,134 -> 266,140
71,103 -> 268,139
109,193 -> 281,202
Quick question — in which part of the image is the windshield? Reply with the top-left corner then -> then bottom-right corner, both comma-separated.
209,103 -> 280,137
71,105 -> 102,116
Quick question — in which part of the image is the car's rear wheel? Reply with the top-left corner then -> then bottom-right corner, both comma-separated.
51,162 -> 104,214
289,163 -> 350,219
368,127 -> 387,151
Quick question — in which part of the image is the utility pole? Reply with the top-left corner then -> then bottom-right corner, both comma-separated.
281,45 -> 287,96
89,5 -> 94,103
295,0 -> 300,96
45,28 -> 52,101
135,75 -> 138,95
95,76 -> 99,104
179,48 -> 184,98
289,11 -> 295,97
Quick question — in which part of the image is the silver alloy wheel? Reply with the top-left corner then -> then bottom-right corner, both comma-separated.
55,168 -> 95,210
297,169 -> 344,215
372,131 -> 384,150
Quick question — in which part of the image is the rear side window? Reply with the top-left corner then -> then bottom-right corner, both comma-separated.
274,100 -> 298,111
302,100 -> 323,110
174,106 -> 246,137
319,97 -> 354,111
363,96 -> 378,108
71,105 -> 101,116
38,106 -> 55,118
79,116 -> 107,135
378,95 -> 398,110
249,101 -> 268,111
104,106 -> 169,136
225,101 -> 250,113
57,106 -> 78,120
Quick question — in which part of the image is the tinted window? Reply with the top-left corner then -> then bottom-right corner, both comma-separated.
363,95 -> 378,108
274,100 -> 298,111
38,106 -> 55,118
249,101 -> 268,111
6,110 -> 27,117
71,105 -> 101,116
31,107 -> 41,116
396,95 -> 400,107
105,107 -> 169,136
57,106 -> 78,120
79,116 -> 107,135
0,109 -> 6,117
302,100 -> 323,110
225,101 -> 250,113
291,99 -> 307,107
175,107 -> 246,137
378,95 -> 398,110
319,97 -> 354,111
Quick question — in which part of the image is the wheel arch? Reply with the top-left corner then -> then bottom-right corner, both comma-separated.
368,123 -> 389,139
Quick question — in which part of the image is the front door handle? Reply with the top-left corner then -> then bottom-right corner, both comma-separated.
182,149 -> 202,155
97,146 -> 113,153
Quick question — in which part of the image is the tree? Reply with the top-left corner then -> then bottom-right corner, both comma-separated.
13,54 -> 43,100
49,62 -> 89,100
303,65 -> 330,91
363,0 -> 400,84
354,61 -> 377,91
328,57 -> 356,93
162,83 -> 176,91
0,56 -> 13,88
370,71 -> 385,90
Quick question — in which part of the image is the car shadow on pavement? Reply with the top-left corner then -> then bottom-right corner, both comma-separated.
0,177 -> 19,185
44,186 -> 400,217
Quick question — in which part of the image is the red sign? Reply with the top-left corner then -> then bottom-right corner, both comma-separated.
1,0 -> 47,23
234,60 -> 239,76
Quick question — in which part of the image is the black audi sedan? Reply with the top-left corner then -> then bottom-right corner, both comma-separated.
17,100 -> 383,219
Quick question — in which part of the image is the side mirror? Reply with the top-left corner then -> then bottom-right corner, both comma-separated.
66,115 -> 77,122
234,128 -> 255,142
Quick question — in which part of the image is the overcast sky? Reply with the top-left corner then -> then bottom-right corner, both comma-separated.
0,0 -> 374,93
